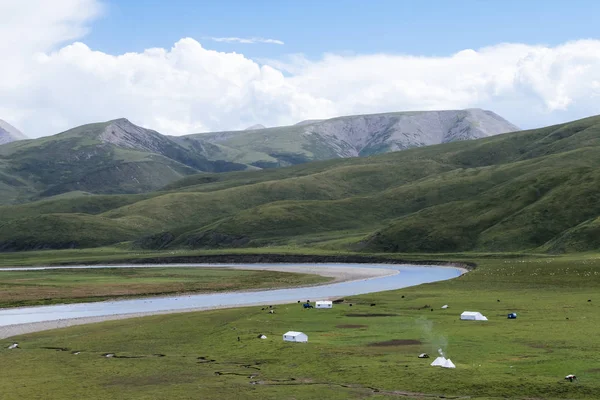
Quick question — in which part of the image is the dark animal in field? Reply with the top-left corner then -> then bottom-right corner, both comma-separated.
370,303 -> 376,307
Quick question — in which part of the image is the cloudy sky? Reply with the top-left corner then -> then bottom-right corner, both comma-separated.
2,0 -> 600,138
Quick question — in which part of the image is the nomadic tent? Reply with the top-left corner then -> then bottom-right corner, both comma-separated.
315,301 -> 333,309
283,331 -> 308,342
430,357 -> 456,368
257,334 -> 267,339
431,357 -> 446,366
507,312 -> 517,319
460,311 -> 488,321
441,305 -> 449,309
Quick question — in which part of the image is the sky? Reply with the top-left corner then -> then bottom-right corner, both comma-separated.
2,0 -> 600,138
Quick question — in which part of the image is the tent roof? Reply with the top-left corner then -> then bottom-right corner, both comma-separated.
461,311 -> 482,316
284,331 -> 305,336
431,357 -> 447,366
442,359 -> 456,368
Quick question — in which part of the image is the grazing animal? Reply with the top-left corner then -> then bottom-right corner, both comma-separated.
269,310 -> 274,314
7,343 -> 18,350
370,303 -> 376,307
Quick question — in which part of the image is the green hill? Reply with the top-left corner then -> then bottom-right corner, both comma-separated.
0,119 -> 249,204
0,109 -> 518,205
1,115 -> 600,253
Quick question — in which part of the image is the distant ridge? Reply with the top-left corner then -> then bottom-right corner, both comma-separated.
188,108 -> 520,168
244,124 -> 266,130
294,119 -> 324,126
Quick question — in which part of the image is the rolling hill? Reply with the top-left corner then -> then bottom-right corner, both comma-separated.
0,118 -> 249,204
0,109 -> 517,205
0,114 -> 599,254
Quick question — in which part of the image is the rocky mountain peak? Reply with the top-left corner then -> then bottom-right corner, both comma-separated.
99,118 -> 165,153
0,119 -> 28,145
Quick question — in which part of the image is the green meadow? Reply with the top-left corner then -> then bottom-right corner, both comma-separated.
1,251 -> 599,399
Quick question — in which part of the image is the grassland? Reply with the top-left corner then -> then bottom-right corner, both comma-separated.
0,267 -> 331,308
1,251 -> 599,399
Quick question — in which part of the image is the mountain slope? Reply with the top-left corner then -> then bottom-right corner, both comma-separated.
0,118 -> 248,204
183,108 -> 519,167
0,119 -> 27,145
1,114 -> 600,254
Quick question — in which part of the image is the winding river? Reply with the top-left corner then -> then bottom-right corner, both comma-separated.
0,263 -> 463,336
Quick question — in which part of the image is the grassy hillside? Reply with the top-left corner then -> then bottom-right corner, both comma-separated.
0,119 -> 248,205
1,115 -> 600,253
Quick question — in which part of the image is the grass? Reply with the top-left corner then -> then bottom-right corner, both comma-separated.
1,253 -> 600,399
0,267 -> 331,308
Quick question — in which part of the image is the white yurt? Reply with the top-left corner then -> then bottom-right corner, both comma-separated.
315,301 -> 333,309
460,311 -> 488,321
283,331 -> 308,342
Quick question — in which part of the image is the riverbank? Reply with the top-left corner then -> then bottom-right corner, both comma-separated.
0,263 -> 459,339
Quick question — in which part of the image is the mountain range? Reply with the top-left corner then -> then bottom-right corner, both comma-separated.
0,113 -> 599,254
0,109 -> 517,204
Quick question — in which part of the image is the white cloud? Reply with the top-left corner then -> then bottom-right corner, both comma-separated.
208,37 -> 285,45
1,1 -> 600,138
